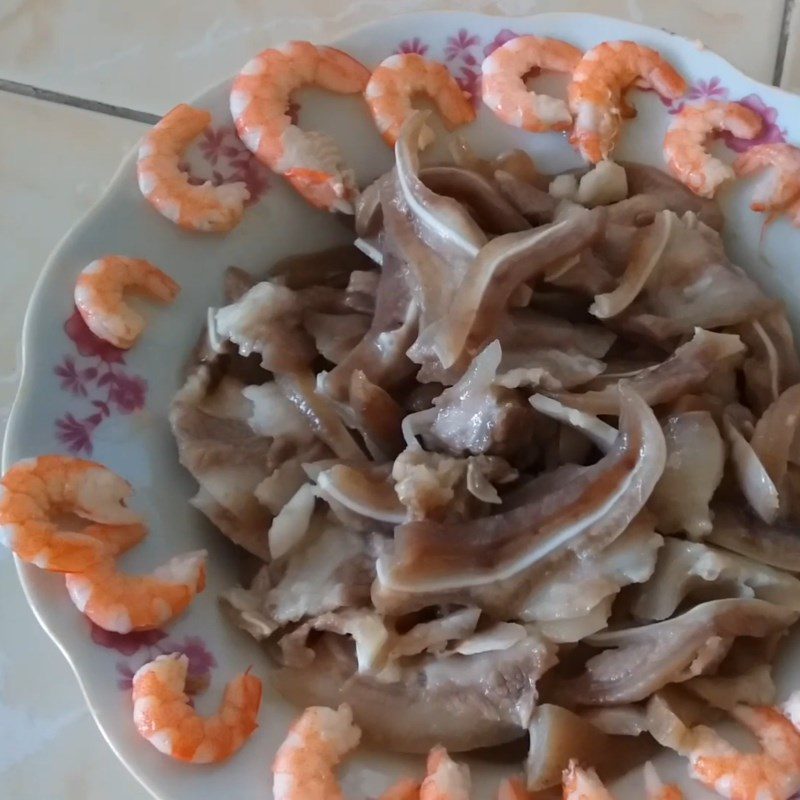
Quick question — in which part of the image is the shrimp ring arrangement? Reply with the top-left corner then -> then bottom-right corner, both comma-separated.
11,25 -> 800,796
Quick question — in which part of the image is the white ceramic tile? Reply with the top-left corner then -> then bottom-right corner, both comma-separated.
0,0 -> 784,114
0,92 -> 146,438
780,0 -> 800,93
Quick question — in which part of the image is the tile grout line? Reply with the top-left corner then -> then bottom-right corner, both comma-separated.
773,0 -> 797,85
0,78 -> 160,124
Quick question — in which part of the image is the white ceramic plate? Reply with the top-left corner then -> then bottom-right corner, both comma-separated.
6,10 -> 800,799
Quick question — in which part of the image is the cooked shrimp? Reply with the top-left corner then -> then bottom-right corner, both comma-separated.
132,653 -> 262,763
684,703 -> 800,800
74,255 -> 180,349
481,35 -> 582,132
734,142 -> 800,224
420,746 -> 471,800
568,41 -> 687,163
664,101 -> 762,197
272,704 -> 361,800
366,54 -> 476,149
381,778 -> 422,800
230,41 -> 370,213
137,103 -> 250,232
562,761 -> 614,800
65,550 -> 207,633
0,455 -> 142,572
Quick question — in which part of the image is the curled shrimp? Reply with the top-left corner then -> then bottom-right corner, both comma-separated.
0,455 -> 143,572
734,142 -> 800,224
137,103 -> 250,232
272,704 -> 361,800
65,549 -> 206,633
481,35 -> 582,133
664,101 -> 762,197
132,652 -> 262,763
420,746 -> 471,800
366,54 -> 476,149
230,41 -> 370,213
74,255 -> 180,349
683,702 -> 800,800
568,41 -> 686,163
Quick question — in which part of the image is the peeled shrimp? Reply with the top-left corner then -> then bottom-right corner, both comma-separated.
132,653 -> 262,763
74,255 -> 180,349
366,53 -> 476,149
137,103 -> 250,232
65,550 -> 206,633
568,41 -> 687,163
734,142 -> 800,224
0,456 -> 143,572
684,702 -> 800,800
420,746 -> 471,800
272,704 -> 361,800
664,101 -> 762,197
230,41 -> 370,213
481,35 -> 582,132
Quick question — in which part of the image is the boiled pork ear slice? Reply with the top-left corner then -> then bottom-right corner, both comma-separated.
377,385 -> 666,592
707,502 -> 800,572
556,598 -> 798,706
632,538 -> 800,621
551,328 -> 745,415
526,705 -> 613,791
648,410 -> 725,538
273,628 -> 556,753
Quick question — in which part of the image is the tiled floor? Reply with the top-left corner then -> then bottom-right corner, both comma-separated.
0,1 -> 797,798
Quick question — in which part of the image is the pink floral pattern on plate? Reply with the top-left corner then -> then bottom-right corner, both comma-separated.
54,309 -> 148,455
180,124 -> 272,205
90,622 -> 217,696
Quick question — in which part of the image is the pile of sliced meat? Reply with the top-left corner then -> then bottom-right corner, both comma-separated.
170,112 -> 800,788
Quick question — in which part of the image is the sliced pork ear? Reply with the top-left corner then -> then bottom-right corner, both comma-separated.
419,166 -> 531,234
526,705 -> 614,791
707,502 -> 800,572
386,607 -> 481,659
321,250 -> 419,401
500,310 -> 616,360
494,169 -> 558,225
557,598 -> 798,706
517,515 -> 663,642
273,629 -> 556,752
684,663 -> 776,710
315,463 -> 405,523
349,370 -> 405,459
344,270 -> 380,314
617,213 -> 770,340
551,329 -> 745,415
214,281 -> 317,374
395,111 -> 487,258
223,265 -> 257,301
622,162 -> 725,230
750,383 -> 800,494
415,206 -> 605,371
378,386 -> 665,592
170,367 -> 278,561
269,244 -> 374,290
723,411 -> 780,524
648,410 -> 724,538
739,309 -> 800,414
529,395 -> 617,452
304,312 -> 371,365
355,176 -> 383,238
428,341 -> 537,457
632,539 -> 800,621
